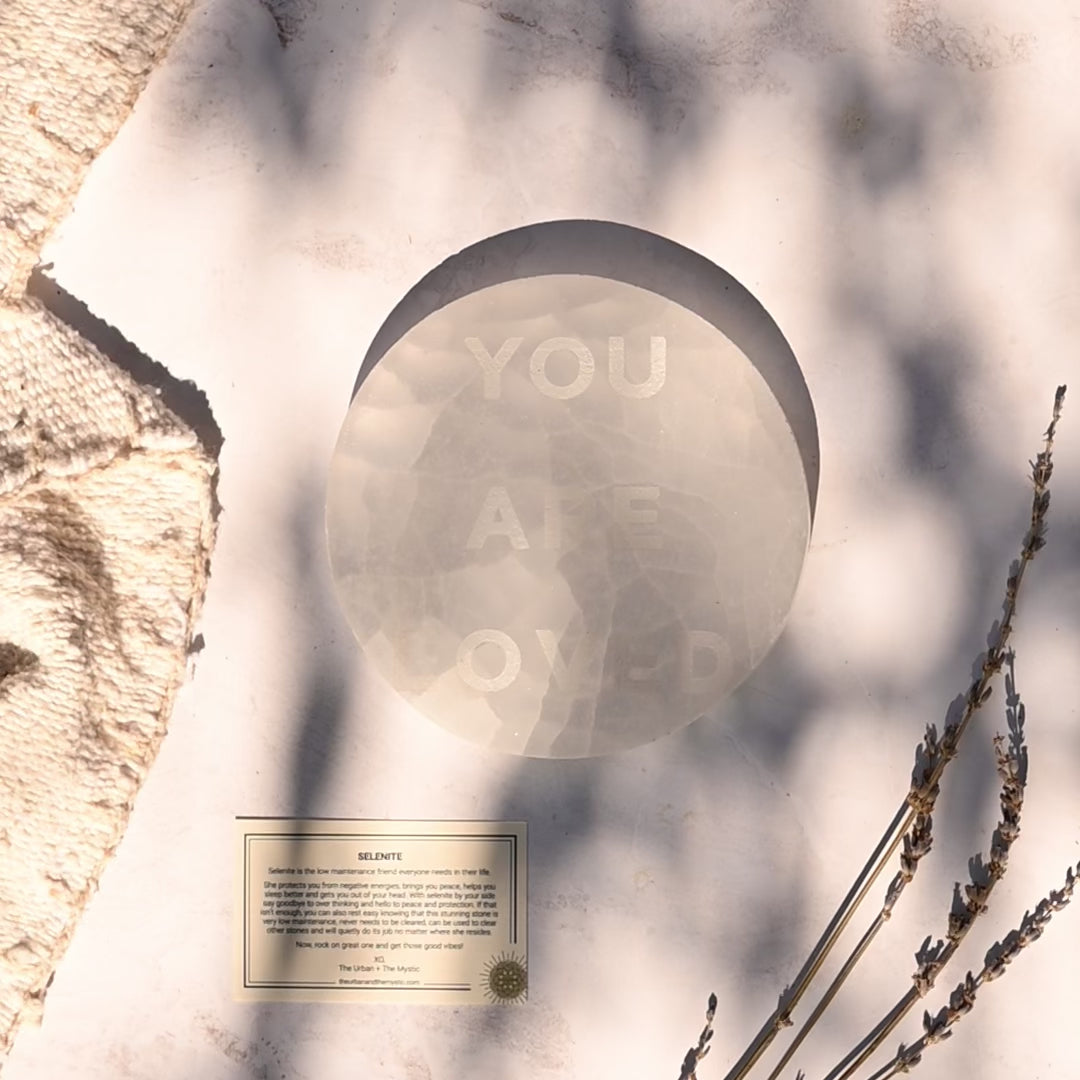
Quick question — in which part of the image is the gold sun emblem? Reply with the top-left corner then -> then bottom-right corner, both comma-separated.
482,952 -> 528,1004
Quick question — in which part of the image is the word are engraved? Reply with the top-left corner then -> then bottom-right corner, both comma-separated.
466,485 -> 661,551
466,336 -> 667,400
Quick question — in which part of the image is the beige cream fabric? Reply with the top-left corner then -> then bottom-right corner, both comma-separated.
0,0 -> 209,1060
0,0 -> 192,300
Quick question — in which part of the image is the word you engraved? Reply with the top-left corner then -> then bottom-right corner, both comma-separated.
466,335 -> 667,399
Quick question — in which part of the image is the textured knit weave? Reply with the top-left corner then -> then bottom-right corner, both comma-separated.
0,0 -> 192,299
0,0 -> 209,1060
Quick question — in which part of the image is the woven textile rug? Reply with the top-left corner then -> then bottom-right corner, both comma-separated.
0,0 -> 213,1059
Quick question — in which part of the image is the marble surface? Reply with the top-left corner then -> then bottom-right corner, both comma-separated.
5,1 -> 1080,1079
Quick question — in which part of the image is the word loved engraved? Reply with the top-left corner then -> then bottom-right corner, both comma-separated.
465,336 -> 667,399
455,628 -> 730,693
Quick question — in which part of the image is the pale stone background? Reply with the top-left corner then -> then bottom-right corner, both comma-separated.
5,1 -> 1079,1077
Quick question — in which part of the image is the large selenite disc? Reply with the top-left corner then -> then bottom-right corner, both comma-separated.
327,267 -> 812,757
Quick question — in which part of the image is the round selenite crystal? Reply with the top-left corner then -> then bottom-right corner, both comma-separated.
327,272 -> 811,757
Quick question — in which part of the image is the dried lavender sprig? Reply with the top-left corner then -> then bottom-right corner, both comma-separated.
718,810 -> 908,1080
764,815 -> 935,1080
824,704 -> 1028,1080
718,385 -> 1065,1080
901,384 -> 1063,820
862,860 -> 1080,1080
679,994 -> 718,1080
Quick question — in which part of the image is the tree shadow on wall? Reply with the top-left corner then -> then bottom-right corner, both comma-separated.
153,2 -> 1076,1077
